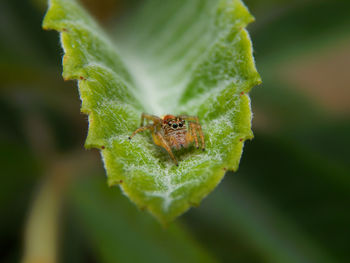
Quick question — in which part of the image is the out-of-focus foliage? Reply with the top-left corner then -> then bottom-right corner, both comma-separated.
1,0 -> 349,262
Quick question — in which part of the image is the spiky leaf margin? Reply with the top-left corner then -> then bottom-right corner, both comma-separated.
43,0 -> 261,223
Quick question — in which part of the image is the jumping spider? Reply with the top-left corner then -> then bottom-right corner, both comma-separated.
129,113 -> 205,166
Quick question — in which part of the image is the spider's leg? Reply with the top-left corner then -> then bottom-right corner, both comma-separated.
185,128 -> 194,145
141,113 -> 161,127
195,123 -> 205,150
152,131 -> 178,166
190,122 -> 199,149
129,124 -> 154,140
179,115 -> 205,150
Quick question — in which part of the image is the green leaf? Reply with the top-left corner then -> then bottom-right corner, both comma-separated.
43,0 -> 261,223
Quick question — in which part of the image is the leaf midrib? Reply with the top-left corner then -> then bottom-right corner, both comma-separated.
111,0 -> 223,115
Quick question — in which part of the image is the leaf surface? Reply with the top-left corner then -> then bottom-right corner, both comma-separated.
43,0 -> 261,223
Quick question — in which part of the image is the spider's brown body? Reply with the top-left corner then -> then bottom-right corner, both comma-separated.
129,113 -> 205,166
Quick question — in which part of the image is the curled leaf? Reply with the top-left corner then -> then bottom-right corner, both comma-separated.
43,0 -> 261,223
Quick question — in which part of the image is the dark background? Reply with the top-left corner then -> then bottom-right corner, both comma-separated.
1,0 -> 349,262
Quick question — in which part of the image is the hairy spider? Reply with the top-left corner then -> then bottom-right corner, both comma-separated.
128,113 -> 205,166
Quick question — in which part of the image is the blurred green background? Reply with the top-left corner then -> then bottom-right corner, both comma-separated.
1,0 -> 349,262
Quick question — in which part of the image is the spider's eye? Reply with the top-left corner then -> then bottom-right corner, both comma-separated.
168,122 -> 172,126
179,122 -> 183,127
172,124 -> 178,129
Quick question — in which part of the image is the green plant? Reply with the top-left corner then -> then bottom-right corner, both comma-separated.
43,0 -> 260,223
